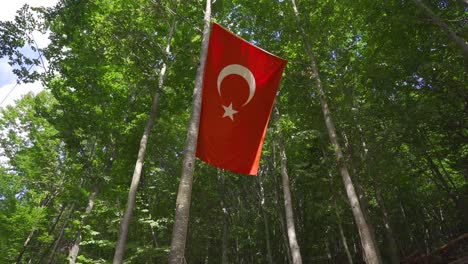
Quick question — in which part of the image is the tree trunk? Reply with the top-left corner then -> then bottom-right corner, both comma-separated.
48,204 -> 66,235
426,155 -> 456,193
168,1 -> 211,262
258,172 -> 274,264
204,239 -> 210,264
398,203 -> 417,256
272,144 -> 293,264
47,203 -> 76,264
218,169 -> 229,264
413,0 -> 468,60
16,194 -> 57,263
289,1 -> 382,263
324,145 -> 353,264
374,186 -> 400,264
325,239 -> 334,263
332,183 -> 354,264
69,141 -> 116,263
36,204 -> 68,263
16,230 -> 35,264
341,130 -> 380,258
68,184 -> 99,263
235,238 -> 241,264
276,113 -> 303,264
112,15 -> 177,264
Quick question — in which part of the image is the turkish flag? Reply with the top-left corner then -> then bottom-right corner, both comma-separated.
196,23 -> 287,175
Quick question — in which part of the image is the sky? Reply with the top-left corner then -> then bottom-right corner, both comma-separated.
0,0 -> 59,108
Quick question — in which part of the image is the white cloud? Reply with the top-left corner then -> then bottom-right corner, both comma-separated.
0,0 -> 58,22
0,58 -> 15,84
0,0 -> 58,108
0,82 -> 43,107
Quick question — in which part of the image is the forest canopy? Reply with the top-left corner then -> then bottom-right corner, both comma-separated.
0,0 -> 466,263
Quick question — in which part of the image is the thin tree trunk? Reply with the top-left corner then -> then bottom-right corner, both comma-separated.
168,1 -> 211,262
235,238 -> 241,264
69,144 -> 116,263
413,0 -> 468,59
353,126 -> 398,264
16,230 -> 35,264
68,184 -> 99,263
35,204 -> 68,263
289,1 -> 382,263
374,186 -> 399,264
325,239 -> 334,263
276,110 -> 303,264
112,15 -> 177,264
16,194 -> 57,263
426,155 -> 456,193
398,201 -> 413,248
324,144 -> 353,264
204,239 -> 210,264
272,144 -> 293,264
258,172 -> 274,264
48,204 -> 66,235
222,214 -> 229,264
218,169 -> 229,264
47,203 -> 76,264
341,130 -> 380,257
332,183 -> 354,264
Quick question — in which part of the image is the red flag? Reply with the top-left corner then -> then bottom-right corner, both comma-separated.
196,23 -> 287,175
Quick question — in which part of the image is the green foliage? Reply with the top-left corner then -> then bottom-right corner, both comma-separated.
0,0 -> 466,262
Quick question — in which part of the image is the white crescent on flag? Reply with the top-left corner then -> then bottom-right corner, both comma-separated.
217,64 -> 256,107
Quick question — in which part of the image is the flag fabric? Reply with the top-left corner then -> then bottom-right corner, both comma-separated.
196,23 -> 287,175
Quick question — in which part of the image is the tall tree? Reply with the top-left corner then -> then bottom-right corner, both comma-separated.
289,0 -> 382,263
113,13 -> 177,264
275,108 -> 303,264
168,0 -> 211,262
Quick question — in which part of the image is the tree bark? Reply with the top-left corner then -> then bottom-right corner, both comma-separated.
69,143 -> 116,263
289,1 -> 382,263
258,172 -> 274,264
325,239 -> 334,263
68,184 -> 99,263
16,194 -> 57,263
272,144 -> 293,264
398,200 -> 419,255
218,169 -> 229,264
426,155 -> 456,192
331,182 -> 354,264
112,15 -> 177,264
16,230 -> 35,264
36,204 -> 68,263
374,186 -> 399,264
275,109 -> 303,264
48,204 -> 66,235
168,1 -> 211,262
413,0 -> 468,60
47,203 -> 76,264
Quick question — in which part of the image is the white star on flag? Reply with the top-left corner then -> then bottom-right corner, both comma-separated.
222,103 -> 238,121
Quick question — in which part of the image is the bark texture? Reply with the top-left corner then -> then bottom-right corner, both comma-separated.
168,1 -> 211,262
272,144 -> 293,264
276,113 -> 303,264
219,170 -> 229,264
290,1 -> 382,263
68,185 -> 99,263
375,186 -> 400,264
112,16 -> 177,264
332,184 -> 354,264
47,203 -> 76,263
259,173 -> 274,264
